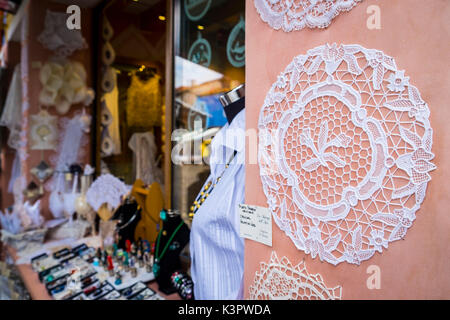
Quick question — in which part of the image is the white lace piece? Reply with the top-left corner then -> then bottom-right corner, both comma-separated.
254,0 -> 363,32
258,44 -> 435,265
23,201 -> 44,229
29,110 -> 58,150
46,113 -> 89,192
0,208 -> 23,235
39,61 -> 95,114
8,152 -> 21,193
86,174 -> 130,212
38,10 -> 87,57
249,251 -> 342,300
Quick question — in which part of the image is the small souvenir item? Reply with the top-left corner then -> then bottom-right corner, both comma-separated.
31,161 -> 54,183
131,243 -> 137,256
125,239 -> 131,253
114,271 -> 122,285
121,282 -> 147,299
96,248 -> 102,259
137,249 -> 144,268
131,288 -> 157,300
138,237 -> 143,252
131,267 -> 137,278
112,243 -> 118,257
143,252 -> 151,273
102,250 -> 108,263
30,110 -> 58,150
123,252 -> 129,272
143,240 -> 150,253
107,256 -> 114,276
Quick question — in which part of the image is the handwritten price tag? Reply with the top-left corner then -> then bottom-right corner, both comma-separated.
238,204 -> 272,247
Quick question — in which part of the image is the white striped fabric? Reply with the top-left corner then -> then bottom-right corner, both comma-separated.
190,110 -> 245,300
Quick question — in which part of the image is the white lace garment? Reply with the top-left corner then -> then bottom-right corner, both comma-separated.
128,132 -> 163,186
249,251 -> 342,300
258,44 -> 435,265
254,0 -> 363,32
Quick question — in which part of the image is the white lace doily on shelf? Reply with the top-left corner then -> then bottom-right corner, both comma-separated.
254,0 -> 363,32
45,112 -> 89,193
249,252 -> 342,300
258,44 -> 435,265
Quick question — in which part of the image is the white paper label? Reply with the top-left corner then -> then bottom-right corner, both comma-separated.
238,204 -> 272,247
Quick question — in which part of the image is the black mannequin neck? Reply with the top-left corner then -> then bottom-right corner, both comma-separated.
224,97 -> 245,124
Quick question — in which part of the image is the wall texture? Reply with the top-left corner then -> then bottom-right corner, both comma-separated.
244,0 -> 450,299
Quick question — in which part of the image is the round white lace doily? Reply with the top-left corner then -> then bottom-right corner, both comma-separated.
249,251 -> 342,300
254,0 -> 363,32
258,44 -> 435,265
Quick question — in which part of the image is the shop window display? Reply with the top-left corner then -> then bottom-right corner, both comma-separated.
172,0 -> 245,221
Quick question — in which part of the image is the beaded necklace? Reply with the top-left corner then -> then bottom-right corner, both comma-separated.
188,152 -> 236,221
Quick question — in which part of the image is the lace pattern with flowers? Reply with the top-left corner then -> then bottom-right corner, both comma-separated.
249,251 -> 342,300
258,44 -> 435,265
254,0 -> 363,32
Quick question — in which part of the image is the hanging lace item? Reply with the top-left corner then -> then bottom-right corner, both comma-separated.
126,73 -> 162,127
258,44 -> 435,265
249,252 -> 342,300
254,0 -> 363,32
38,10 -> 87,57
0,64 -> 22,150
128,132 -> 163,186
46,112 -> 89,192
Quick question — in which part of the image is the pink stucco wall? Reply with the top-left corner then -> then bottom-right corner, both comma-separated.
244,0 -> 450,299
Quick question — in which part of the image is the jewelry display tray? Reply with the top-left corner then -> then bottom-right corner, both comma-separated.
92,265 -> 155,291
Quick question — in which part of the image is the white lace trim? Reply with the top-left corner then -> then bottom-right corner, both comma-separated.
254,0 -> 363,32
258,44 -> 435,265
249,251 -> 342,300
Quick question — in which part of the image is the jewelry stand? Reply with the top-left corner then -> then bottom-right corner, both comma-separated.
155,212 -> 190,295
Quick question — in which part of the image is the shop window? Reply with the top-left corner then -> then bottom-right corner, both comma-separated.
171,0 -> 245,216
98,0 -> 167,188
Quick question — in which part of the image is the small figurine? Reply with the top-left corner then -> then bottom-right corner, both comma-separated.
114,270 -> 122,285
93,257 -> 100,267
137,249 -> 144,268
102,251 -> 109,271
131,267 -> 138,278
143,252 -> 152,273
107,256 -> 114,277
125,239 -> 132,254
142,240 -> 150,253
123,252 -> 129,272
96,248 -> 102,259
131,242 -> 137,256
116,249 -> 123,263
